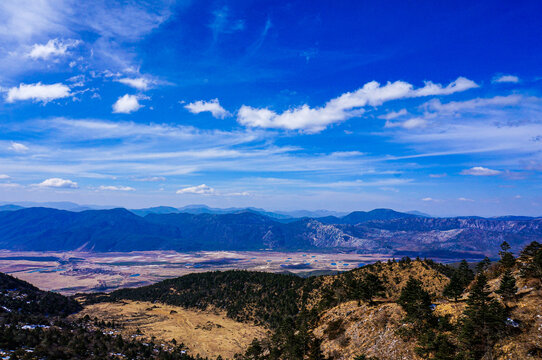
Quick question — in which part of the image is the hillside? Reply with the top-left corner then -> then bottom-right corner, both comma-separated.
81,242 -> 542,359
0,272 -> 81,316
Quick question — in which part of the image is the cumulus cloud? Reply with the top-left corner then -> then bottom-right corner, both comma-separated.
422,197 -> 436,201
36,177 -> 78,189
0,174 -> 10,179
492,74 -> 519,83
458,197 -> 474,202
176,184 -> 215,195
27,38 -> 79,60
237,77 -> 477,133
429,173 -> 447,178
117,77 -> 154,90
112,94 -> 143,113
6,82 -> 71,103
98,185 -> 135,191
460,166 -> 501,176
185,98 -> 230,119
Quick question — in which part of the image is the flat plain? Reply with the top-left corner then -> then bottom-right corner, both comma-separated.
0,250 -> 392,294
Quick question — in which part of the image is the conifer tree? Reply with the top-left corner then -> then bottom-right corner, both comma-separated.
398,277 -> 433,323
459,273 -> 507,359
457,259 -> 474,286
359,273 -> 385,305
443,272 -> 464,302
496,269 -> 517,304
476,256 -> 491,273
499,241 -> 515,269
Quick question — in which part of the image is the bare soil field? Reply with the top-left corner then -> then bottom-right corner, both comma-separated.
0,250 -> 391,294
73,300 -> 268,359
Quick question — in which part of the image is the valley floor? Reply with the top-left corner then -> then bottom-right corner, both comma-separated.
0,250 -> 392,294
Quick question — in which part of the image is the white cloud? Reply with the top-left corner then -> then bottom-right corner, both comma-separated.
6,82 -> 71,103
378,108 -> 407,120
0,174 -> 10,179
98,185 -> 135,191
492,74 -> 519,83
227,191 -> 250,196
424,95 -> 522,113
135,176 -> 166,182
185,98 -> 230,119
27,38 -> 79,60
385,117 -> 427,129
117,77 -> 154,90
429,173 -> 447,178
8,142 -> 29,153
237,77 -> 477,133
460,167 -> 501,176
112,94 -> 143,114
36,177 -> 78,189
422,197 -> 435,201
458,197 -> 474,202
0,183 -> 22,189
176,184 -> 215,195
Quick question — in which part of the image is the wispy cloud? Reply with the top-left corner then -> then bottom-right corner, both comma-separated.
27,38 -> 80,60
460,167 -> 501,176
176,184 -> 215,195
116,77 -> 155,90
492,74 -> 520,83
98,185 -> 135,191
8,142 -> 29,153
209,6 -> 245,43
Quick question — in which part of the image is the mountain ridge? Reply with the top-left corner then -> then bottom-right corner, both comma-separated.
1,207 -> 541,256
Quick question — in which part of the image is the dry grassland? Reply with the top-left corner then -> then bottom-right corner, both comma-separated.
74,300 -> 268,359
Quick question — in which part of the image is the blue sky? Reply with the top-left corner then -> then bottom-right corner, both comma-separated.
1,0 -> 542,216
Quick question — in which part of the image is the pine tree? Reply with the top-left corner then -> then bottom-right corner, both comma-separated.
398,277 -> 433,323
457,260 -> 474,286
443,272 -> 464,302
359,273 -> 385,305
459,273 -> 507,359
496,269 -> 517,304
476,256 -> 491,273
519,241 -> 542,278
499,241 -> 516,269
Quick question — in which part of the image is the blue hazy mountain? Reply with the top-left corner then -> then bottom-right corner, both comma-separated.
1,206 -> 542,257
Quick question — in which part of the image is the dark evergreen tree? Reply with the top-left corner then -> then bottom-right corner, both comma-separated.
458,273 -> 507,359
442,272 -> 464,302
397,277 -> 433,323
359,273 -> 385,305
457,260 -> 474,286
519,241 -> 542,278
499,241 -> 516,269
496,269 -> 517,304
476,257 -> 491,273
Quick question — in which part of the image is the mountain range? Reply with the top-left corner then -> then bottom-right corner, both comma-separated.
1,206 -> 541,257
